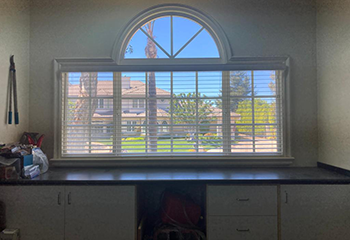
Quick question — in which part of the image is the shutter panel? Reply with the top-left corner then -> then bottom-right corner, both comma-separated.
61,70 -> 283,157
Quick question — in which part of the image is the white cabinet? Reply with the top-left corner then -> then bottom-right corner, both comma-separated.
65,186 -> 136,240
281,185 -> 350,240
207,185 -> 278,240
0,186 -> 65,240
0,185 -> 136,240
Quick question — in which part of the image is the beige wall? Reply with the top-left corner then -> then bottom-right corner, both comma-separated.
317,0 -> 350,170
29,0 -> 318,166
0,0 -> 30,143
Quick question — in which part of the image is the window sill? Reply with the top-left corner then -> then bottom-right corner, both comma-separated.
50,157 -> 294,167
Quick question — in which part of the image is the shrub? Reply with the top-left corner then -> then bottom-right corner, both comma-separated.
125,137 -> 145,141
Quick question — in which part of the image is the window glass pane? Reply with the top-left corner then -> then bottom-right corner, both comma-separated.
176,29 -> 219,58
254,70 -> 277,96
173,16 -> 202,55
198,98 -> 223,153
124,28 -> 169,59
229,69 -> 282,154
173,72 -> 196,96
124,15 -> 220,59
148,72 -> 171,98
198,72 -> 222,98
146,99 -> 171,153
67,72 -> 81,97
96,72 -> 113,97
91,103 -> 114,154
229,71 -> 252,97
122,72 -> 146,98
253,98 -> 279,153
141,17 -> 171,56
232,99 -> 255,153
63,96 -> 114,154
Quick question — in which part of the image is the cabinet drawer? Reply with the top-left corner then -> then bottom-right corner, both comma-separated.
207,216 -> 277,240
207,185 -> 277,216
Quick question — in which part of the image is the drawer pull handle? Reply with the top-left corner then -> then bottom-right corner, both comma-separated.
236,198 -> 250,201
58,192 -> 61,205
236,229 -> 250,232
68,192 -> 72,205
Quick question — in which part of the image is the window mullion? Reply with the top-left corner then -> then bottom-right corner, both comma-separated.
170,72 -> 174,154
222,71 -> 231,154
145,72 -> 148,154
171,16 -> 173,58
114,72 -> 122,155
195,71 -> 199,153
277,70 -> 283,154
251,70 -> 256,153
62,73 -> 68,155
88,73 -> 92,154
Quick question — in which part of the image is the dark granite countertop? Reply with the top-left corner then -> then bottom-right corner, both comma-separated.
1,166 -> 350,185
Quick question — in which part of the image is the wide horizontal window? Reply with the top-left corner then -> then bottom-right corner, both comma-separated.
61,70 -> 283,157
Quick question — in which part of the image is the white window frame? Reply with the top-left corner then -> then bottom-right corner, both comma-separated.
52,4 -> 293,166
53,57 -> 292,166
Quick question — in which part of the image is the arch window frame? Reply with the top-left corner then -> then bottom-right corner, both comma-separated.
113,5 -> 232,65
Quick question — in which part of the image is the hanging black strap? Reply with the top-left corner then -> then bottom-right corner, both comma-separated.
9,55 -> 19,125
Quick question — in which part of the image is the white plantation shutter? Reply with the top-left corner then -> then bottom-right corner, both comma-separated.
61,70 -> 283,157
61,73 -> 116,155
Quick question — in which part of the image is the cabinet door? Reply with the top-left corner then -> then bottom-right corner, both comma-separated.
0,185 -> 65,240
64,185 -> 136,240
281,185 -> 350,240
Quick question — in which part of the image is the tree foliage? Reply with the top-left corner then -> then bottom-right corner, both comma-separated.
216,71 -> 252,112
235,99 -> 276,139
170,92 -> 220,147
171,93 -> 215,127
269,71 -> 277,95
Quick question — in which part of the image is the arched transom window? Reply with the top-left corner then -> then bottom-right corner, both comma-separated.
115,5 -> 231,64
124,15 -> 220,59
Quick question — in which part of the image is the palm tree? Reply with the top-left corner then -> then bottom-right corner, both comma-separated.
73,72 -> 98,153
144,22 -> 158,152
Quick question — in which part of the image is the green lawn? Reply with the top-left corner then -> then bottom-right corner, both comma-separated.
99,138 -> 220,153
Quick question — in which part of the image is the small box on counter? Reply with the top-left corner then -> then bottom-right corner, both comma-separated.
0,158 -> 21,180
22,155 -> 33,166
0,154 -> 34,180
0,167 -> 19,180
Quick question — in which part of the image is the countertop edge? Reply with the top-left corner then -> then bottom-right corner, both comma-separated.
1,166 -> 350,185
